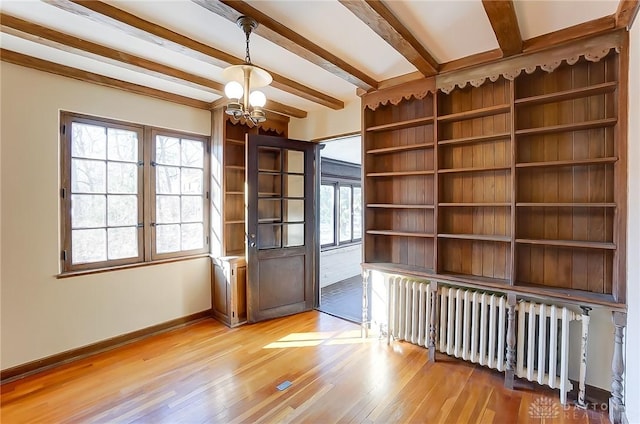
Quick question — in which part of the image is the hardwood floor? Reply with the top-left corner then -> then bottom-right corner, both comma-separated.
1,311 -> 608,423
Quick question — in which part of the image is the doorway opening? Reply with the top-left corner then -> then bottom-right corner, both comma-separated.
317,134 -> 363,323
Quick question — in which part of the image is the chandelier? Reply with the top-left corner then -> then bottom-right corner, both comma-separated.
223,16 -> 272,125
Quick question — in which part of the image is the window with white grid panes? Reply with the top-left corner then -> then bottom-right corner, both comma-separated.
61,112 -> 209,273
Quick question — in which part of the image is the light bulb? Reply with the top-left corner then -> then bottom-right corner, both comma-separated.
249,90 -> 266,108
224,81 -> 243,100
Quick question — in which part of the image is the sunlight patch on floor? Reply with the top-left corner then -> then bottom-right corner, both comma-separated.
263,329 -> 376,349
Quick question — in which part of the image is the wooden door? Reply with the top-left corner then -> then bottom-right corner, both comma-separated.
246,134 -> 316,322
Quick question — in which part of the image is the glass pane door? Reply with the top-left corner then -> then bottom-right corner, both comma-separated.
257,146 -> 305,249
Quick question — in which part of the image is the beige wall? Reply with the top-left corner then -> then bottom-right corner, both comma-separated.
624,20 -> 640,422
0,63 -> 212,370
289,99 -> 360,142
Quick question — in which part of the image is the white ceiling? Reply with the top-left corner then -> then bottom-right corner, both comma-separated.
0,0 -> 623,117
514,0 -> 618,39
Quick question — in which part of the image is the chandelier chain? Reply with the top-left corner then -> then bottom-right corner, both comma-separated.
245,31 -> 252,64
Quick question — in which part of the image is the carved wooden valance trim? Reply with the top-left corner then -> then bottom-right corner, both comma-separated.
362,77 -> 436,111
436,29 -> 625,94
226,114 -> 287,135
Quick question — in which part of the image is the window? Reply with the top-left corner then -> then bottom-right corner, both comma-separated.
152,131 -> 206,257
61,112 -> 209,272
319,184 -> 335,245
320,181 -> 362,248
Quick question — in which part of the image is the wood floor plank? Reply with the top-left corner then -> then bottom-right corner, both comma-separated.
0,311 -> 609,423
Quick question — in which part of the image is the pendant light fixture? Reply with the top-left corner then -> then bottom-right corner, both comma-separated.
223,16 -> 272,125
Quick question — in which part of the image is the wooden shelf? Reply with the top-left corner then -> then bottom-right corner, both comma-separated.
516,202 -> 616,208
366,142 -> 434,154
438,132 -> 511,146
516,157 -> 617,169
226,249 -> 244,256
366,116 -> 434,133
367,204 -> 435,209
225,165 -> 244,170
439,202 -> 510,207
516,238 -> 616,250
437,104 -> 510,123
438,165 -> 511,174
515,81 -> 617,106
226,138 -> 245,145
367,230 -> 435,238
438,233 -> 511,242
515,117 -> 617,136
225,220 -> 244,225
437,272 -> 511,287
226,191 -> 244,195
511,282 -> 619,309
367,170 -> 435,177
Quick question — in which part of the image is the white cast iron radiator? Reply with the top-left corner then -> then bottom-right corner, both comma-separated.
515,301 -> 578,404
387,277 -> 433,347
438,287 -> 507,372
383,275 -> 585,404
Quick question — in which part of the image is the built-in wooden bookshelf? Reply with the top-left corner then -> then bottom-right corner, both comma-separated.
436,77 -> 512,284
513,53 -> 619,298
361,41 -> 626,306
363,82 -> 436,271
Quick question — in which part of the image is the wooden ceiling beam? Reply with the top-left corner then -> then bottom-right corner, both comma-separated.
616,0 -> 640,29
192,0 -> 377,92
481,0 -> 522,57
264,100 -> 307,119
43,0 -> 233,66
43,0 -> 341,111
0,13 -> 306,118
0,14 -> 224,93
0,48 -> 212,109
339,0 -> 438,77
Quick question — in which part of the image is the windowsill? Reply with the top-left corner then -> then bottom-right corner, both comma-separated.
57,254 -> 210,279
321,241 -> 362,252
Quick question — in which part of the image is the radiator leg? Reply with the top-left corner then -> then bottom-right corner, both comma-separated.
504,293 -> 517,390
428,281 -> 438,362
361,269 -> 370,339
609,311 -> 626,424
577,306 -> 591,409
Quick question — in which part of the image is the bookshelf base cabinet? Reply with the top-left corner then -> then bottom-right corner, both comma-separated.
211,256 -> 247,328
361,34 -> 627,308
